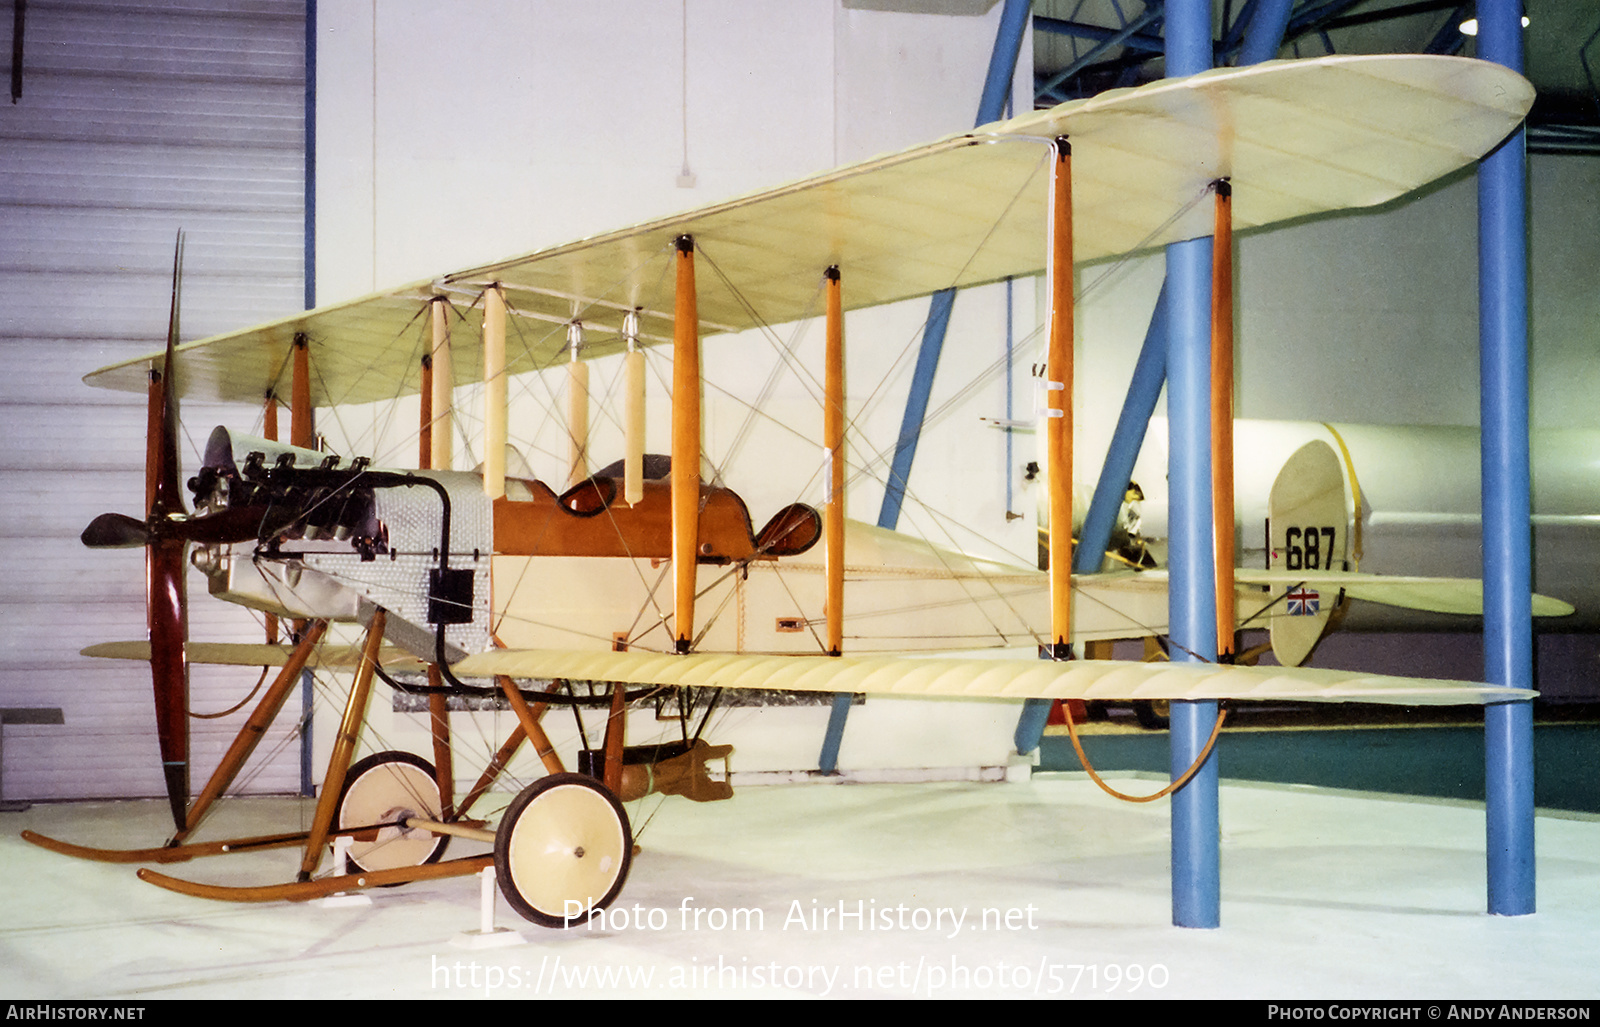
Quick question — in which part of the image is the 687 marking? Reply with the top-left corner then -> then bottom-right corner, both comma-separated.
1283,525 -> 1338,571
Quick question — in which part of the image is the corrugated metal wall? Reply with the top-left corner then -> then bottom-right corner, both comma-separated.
0,0 -> 306,801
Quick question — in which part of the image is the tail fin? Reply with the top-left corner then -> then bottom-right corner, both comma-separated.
1266,439 -> 1348,667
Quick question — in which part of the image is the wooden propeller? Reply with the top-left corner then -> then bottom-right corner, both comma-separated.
79,233 -> 194,832
146,232 -> 191,832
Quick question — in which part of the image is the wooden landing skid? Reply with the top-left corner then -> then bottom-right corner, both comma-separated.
21,827 -> 312,865
18,815 -> 455,866
43,606 -> 647,927
137,854 -> 494,903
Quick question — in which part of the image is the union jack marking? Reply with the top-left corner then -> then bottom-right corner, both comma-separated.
1286,588 -> 1320,616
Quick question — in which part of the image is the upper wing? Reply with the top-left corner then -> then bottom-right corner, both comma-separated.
450,647 -> 1528,707
84,54 -> 1531,407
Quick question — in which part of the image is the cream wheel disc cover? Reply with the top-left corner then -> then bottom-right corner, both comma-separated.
495,774 -> 631,927
336,751 -> 447,872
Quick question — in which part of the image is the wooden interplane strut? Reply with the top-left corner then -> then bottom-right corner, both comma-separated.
483,285 -> 507,500
824,266 -> 846,656
624,312 -> 646,506
429,296 -> 454,471
290,334 -> 312,449
1211,181 -> 1236,660
672,236 -> 701,653
567,321 -> 590,489
1046,138 -> 1074,660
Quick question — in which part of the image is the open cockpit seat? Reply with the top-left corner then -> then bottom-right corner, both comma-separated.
495,455 -> 820,563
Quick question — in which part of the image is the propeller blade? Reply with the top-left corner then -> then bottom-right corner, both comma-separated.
81,512 -> 150,549
84,504 -> 269,551
147,230 -> 190,834
148,231 -> 185,522
148,537 -> 189,832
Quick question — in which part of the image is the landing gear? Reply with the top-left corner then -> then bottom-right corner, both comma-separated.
493,772 -> 632,928
336,750 -> 449,873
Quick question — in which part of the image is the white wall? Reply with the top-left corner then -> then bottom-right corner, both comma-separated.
0,1 -> 306,802
1075,155 -> 1600,439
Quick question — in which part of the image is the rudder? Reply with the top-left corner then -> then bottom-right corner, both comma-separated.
1267,439 -> 1348,666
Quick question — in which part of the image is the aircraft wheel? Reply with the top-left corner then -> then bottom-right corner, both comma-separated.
494,773 -> 632,928
335,750 -> 449,873
1133,700 -> 1171,731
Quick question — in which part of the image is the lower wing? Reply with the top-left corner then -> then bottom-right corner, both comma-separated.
83,638 -> 1532,706
450,647 -> 1528,707
81,640 -> 427,672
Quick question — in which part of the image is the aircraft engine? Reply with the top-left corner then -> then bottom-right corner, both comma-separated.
188,427 -> 493,661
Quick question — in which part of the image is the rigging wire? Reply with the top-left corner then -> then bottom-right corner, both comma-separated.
181,163 -> 1228,830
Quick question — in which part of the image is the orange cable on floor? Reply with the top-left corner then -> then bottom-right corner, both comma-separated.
1063,705 -> 1229,803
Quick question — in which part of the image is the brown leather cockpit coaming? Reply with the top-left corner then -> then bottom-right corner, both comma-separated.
493,473 -> 819,563
753,502 -> 822,558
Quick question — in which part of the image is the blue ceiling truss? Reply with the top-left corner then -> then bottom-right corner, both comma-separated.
1034,0 -> 1600,155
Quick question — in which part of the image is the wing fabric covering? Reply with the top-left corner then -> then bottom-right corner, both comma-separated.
81,641 -> 428,672
83,55 -> 1533,407
450,648 -> 1528,706
1232,571 -> 1576,618
90,637 -> 1528,705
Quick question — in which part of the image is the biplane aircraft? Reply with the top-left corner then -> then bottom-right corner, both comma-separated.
24,54 -> 1565,928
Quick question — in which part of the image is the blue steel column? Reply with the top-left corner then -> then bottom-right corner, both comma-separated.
876,290 -> 958,532
1012,282 -> 1169,753
1016,0 -> 1290,756
1477,0 -> 1535,916
874,0 -> 1031,532
820,0 -> 1032,773
1165,0 -> 1220,930
1237,0 -> 1293,65
1075,282 -> 1170,579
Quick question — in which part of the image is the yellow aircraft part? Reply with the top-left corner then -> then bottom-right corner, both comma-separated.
82,55 -> 1532,407
81,641 -> 427,673
451,647 -> 1530,707
1234,572 -> 1578,619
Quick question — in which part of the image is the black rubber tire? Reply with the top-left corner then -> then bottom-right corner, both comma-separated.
335,750 -> 449,875
493,773 -> 632,928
